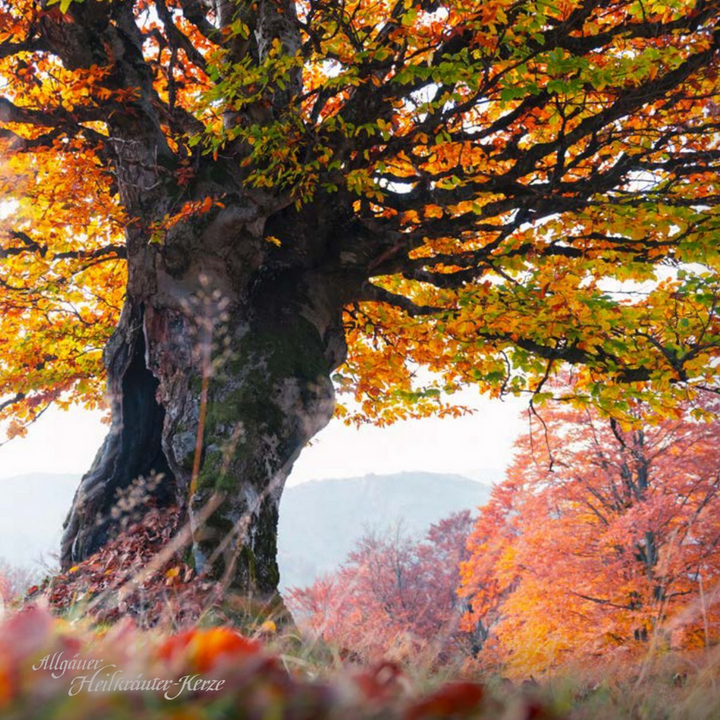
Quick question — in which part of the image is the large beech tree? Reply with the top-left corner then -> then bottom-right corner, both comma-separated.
1,0 -> 720,598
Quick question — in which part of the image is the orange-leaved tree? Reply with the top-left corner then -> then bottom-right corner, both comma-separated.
287,511 -> 475,663
459,393 -> 720,676
1,0 -> 720,598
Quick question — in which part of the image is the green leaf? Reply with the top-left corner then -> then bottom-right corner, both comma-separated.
401,8 -> 418,26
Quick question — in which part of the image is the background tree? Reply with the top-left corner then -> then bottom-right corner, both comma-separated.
459,392 -> 720,676
0,559 -> 38,605
287,511 -> 474,663
1,0 -> 720,598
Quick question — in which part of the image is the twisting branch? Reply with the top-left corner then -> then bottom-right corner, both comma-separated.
358,282 -> 447,317
154,0 -> 208,73
0,392 -> 25,414
0,232 -> 126,262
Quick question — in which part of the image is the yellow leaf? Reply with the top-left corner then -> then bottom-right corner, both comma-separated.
259,620 -> 277,634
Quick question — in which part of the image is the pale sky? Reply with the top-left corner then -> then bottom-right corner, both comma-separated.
0,388 -> 525,485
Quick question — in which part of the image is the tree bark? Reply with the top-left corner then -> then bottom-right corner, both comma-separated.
61,301 -> 176,566
61,203 -> 348,601
37,0 -> 351,605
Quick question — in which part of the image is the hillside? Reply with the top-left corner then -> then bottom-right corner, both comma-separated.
0,470 -> 495,589
277,471 -> 494,590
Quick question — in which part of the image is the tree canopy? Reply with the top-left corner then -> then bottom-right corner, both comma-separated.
1,0 -> 720,435
288,511 -> 475,663
460,390 -> 720,675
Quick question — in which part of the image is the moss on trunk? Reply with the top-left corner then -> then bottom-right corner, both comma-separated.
188,311 -> 336,597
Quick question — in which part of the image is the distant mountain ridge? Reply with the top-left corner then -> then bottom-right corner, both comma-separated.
277,471 -> 493,589
0,470 -> 496,589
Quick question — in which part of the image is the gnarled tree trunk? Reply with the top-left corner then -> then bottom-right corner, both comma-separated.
61,202 -> 348,601
49,0 -> 352,603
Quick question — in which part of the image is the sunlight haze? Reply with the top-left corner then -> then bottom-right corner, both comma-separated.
0,389 -> 524,485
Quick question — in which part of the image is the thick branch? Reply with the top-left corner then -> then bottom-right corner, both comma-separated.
359,283 -> 446,316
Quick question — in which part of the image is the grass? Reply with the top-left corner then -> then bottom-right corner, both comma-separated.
3,526 -> 718,718
4,575 -> 720,719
